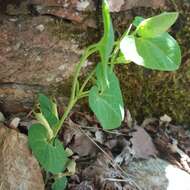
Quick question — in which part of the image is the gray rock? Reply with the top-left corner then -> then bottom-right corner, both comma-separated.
126,158 -> 190,190
0,15 -> 82,113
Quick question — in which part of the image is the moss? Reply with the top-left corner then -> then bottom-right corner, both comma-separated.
115,62 -> 190,124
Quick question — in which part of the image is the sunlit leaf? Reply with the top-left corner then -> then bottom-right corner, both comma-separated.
28,123 -> 68,174
136,12 -> 179,37
120,33 -> 181,71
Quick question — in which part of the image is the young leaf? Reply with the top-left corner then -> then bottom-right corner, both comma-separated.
28,123 -> 68,174
98,0 -> 115,87
52,176 -> 68,190
34,111 -> 54,139
120,33 -> 181,71
132,16 -> 144,27
38,94 -> 59,127
136,12 -> 179,37
89,66 -> 124,130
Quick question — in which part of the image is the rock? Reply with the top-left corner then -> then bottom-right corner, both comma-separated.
125,158 -> 190,190
76,0 -> 91,11
29,0 -> 95,24
120,0 -> 166,11
0,16 -> 80,86
108,0 -> 125,12
0,83 -> 46,114
0,124 -> 44,190
28,0 -> 166,22
0,15 -> 83,113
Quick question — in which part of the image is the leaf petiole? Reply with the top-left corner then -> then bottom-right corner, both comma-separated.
54,44 -> 98,137
110,24 -> 133,70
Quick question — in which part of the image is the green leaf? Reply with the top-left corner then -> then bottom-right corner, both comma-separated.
28,123 -> 68,174
136,12 -> 179,37
98,0 -> 115,87
89,66 -> 124,130
120,33 -> 181,71
52,176 -> 68,190
133,16 -> 144,27
38,94 -> 59,127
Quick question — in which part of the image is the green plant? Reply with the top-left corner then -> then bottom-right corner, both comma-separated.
28,0 -> 181,189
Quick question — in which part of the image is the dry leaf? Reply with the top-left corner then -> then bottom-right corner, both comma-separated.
63,120 -> 97,157
130,126 -> 158,159
9,117 -> 20,128
95,130 -> 104,144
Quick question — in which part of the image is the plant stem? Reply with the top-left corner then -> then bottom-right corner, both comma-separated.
110,24 -> 132,70
54,44 -> 98,137
77,90 -> 90,99
79,67 -> 96,94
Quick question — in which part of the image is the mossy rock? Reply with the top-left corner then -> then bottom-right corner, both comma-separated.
114,2 -> 190,124
115,60 -> 190,124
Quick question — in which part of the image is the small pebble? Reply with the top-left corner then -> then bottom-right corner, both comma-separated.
35,24 -> 45,32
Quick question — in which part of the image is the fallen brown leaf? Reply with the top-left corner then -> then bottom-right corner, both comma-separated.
130,126 -> 158,159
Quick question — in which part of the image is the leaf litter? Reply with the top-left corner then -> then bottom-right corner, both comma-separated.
56,109 -> 190,189
1,108 -> 190,190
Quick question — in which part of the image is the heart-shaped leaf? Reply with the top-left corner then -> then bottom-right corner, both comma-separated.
120,33 -> 181,71
136,12 -> 178,37
28,123 -> 68,174
38,94 -> 59,127
89,67 -> 124,130
52,176 -> 68,190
